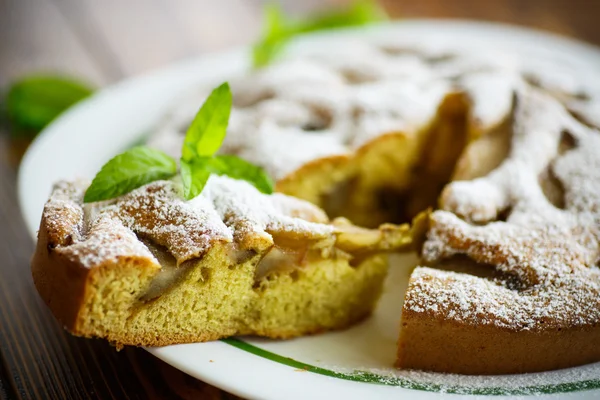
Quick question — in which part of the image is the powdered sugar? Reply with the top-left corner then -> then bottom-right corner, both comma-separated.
149,38 -> 600,184
413,88 -> 600,330
325,361 -> 600,396
111,180 -> 231,262
43,179 -> 86,244
61,214 -> 158,269
43,175 -> 336,268
39,35 -> 600,386
200,175 -> 334,240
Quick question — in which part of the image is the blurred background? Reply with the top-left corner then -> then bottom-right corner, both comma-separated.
1,1 -> 600,399
2,0 -> 600,89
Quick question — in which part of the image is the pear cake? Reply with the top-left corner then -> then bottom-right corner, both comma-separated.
33,175 -> 412,347
145,38 -> 600,375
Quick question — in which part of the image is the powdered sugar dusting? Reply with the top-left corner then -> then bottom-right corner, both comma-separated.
110,180 -> 231,262
42,175 -> 338,268
413,88 -> 600,330
60,214 -> 158,268
200,175 -> 334,240
39,35 -> 600,390
323,361 -> 600,396
145,37 -> 600,334
149,37 -> 600,183
43,179 -> 86,244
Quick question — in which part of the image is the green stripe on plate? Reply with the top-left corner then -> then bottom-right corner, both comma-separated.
221,338 -> 600,396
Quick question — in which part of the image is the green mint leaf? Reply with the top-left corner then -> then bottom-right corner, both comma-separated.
252,3 -> 288,68
181,82 -> 232,162
84,146 -> 176,203
5,75 -> 93,138
176,81 -> 274,199
180,158 -> 212,200
295,0 -> 385,33
212,155 -> 274,194
181,155 -> 274,200
252,0 -> 386,67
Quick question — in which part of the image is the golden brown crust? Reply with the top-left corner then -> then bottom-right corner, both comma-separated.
397,310 -> 600,375
32,213 -> 160,338
32,220 -> 89,332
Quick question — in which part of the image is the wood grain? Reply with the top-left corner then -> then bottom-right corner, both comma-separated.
0,0 -> 108,87
1,0 -> 600,398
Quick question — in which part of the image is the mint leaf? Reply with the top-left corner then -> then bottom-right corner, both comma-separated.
179,81 -> 274,199
211,155 -> 274,194
181,82 -> 232,162
181,155 -> 274,200
6,75 -> 93,137
296,0 -> 384,32
82,81 -> 273,203
84,146 -> 176,203
253,0 -> 386,67
180,158 -> 212,200
252,3 -> 288,68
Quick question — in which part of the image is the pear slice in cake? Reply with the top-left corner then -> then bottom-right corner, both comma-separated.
32,175 -> 412,347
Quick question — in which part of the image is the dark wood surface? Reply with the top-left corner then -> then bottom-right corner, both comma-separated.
1,1 -> 600,399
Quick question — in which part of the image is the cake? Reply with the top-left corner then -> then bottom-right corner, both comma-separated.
148,38 -> 600,374
150,43 -> 474,228
398,89 -> 600,375
32,175 -> 412,347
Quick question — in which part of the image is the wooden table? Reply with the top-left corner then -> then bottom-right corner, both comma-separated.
1,1 -> 599,398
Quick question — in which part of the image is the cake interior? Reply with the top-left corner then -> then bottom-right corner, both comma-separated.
78,233 -> 391,346
293,92 -> 471,229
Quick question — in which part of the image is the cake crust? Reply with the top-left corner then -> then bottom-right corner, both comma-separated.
398,309 -> 600,375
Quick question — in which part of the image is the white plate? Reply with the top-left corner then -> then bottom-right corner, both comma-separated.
19,20 -> 600,400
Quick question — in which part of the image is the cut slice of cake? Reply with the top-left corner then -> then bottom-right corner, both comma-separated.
32,175 -> 412,347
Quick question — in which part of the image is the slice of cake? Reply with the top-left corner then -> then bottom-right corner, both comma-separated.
32,175 -> 412,347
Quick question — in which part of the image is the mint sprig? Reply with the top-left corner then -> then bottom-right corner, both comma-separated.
180,158 -> 212,200
209,155 -> 274,195
181,82 -> 232,161
83,146 -> 177,203
181,155 -> 274,199
84,82 -> 274,203
253,0 -> 386,67
5,75 -> 93,138
179,83 -> 273,199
